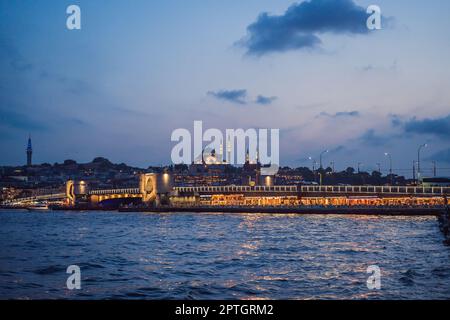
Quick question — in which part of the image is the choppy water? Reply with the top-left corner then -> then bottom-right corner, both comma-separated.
0,209 -> 449,299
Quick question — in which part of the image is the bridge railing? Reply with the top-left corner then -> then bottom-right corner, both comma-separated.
299,185 -> 449,195
88,188 -> 140,195
1,193 -> 66,205
174,185 -> 450,195
174,185 -> 298,193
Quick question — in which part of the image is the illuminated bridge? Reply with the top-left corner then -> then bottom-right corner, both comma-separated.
1,173 -> 449,208
174,185 -> 450,197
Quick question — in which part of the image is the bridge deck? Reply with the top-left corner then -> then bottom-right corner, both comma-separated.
3,185 -> 449,206
174,185 -> 450,197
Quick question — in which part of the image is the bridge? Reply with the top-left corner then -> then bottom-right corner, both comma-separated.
175,185 -> 450,196
1,173 -> 449,208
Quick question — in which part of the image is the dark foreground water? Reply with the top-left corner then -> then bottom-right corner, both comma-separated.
0,209 -> 449,299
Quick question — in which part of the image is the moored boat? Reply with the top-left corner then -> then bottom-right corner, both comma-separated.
26,203 -> 50,211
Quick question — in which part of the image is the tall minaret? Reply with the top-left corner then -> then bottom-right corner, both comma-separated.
26,135 -> 32,166
227,134 -> 231,164
219,139 -> 224,164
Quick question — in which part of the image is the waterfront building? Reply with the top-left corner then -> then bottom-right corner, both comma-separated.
422,177 -> 450,187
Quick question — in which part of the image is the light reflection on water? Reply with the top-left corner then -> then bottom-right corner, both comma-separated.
0,210 -> 449,299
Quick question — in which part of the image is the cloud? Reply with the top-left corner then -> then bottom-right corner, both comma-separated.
255,95 -> 277,105
0,36 -> 33,72
403,115 -> 450,139
238,0 -> 375,56
360,129 -> 391,146
0,107 -> 47,131
390,114 -> 402,127
319,110 -> 360,118
207,89 -> 247,104
428,148 -> 450,164
329,145 -> 346,154
39,71 -> 93,96
358,60 -> 398,73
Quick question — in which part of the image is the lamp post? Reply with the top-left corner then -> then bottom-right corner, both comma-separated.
376,163 -> 381,173
357,162 -> 363,173
384,153 -> 393,185
330,161 -> 335,173
308,157 -> 316,171
319,150 -> 329,169
417,143 -> 427,182
432,160 -> 437,177
384,153 -> 392,175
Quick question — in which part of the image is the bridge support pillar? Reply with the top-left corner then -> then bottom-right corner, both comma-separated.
139,172 -> 174,207
66,180 -> 89,206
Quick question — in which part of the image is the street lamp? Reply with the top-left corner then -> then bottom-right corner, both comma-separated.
357,162 -> 363,173
417,143 -> 428,181
308,156 -> 316,171
384,152 -> 392,175
376,163 -> 381,173
432,160 -> 437,177
319,150 -> 329,169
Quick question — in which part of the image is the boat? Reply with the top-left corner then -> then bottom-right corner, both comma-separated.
26,203 -> 50,211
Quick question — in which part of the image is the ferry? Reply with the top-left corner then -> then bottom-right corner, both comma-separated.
26,203 -> 50,211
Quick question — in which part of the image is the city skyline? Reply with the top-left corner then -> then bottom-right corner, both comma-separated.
1,0 -> 450,173
5,133 -> 447,179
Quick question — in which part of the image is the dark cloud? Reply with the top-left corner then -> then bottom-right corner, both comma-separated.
360,129 -> 391,146
39,71 -> 93,96
239,0 -> 373,56
0,107 -> 46,131
1,35 -> 94,97
255,95 -> 277,105
390,114 -> 402,127
403,115 -> 450,139
428,148 -> 450,163
329,145 -> 346,154
208,89 -> 247,104
319,110 -> 360,118
0,36 -> 33,72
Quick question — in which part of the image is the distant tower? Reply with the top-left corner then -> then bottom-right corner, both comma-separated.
219,139 -> 224,163
227,134 -> 232,164
26,135 -> 32,166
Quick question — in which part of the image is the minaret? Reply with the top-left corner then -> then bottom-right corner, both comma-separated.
256,147 -> 259,164
219,139 -> 224,164
227,134 -> 231,164
26,135 -> 32,166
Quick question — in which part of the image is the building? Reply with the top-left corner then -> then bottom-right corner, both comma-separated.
241,149 -> 261,186
422,177 -> 450,187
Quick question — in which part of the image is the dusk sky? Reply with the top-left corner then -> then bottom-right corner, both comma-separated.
1,0 -> 450,177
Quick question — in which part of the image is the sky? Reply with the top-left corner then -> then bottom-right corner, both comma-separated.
1,0 -> 450,177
